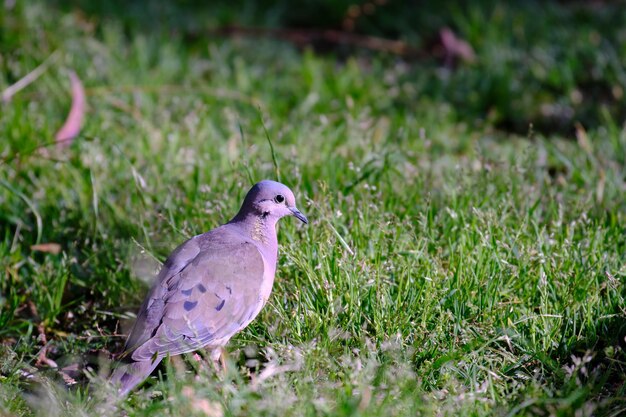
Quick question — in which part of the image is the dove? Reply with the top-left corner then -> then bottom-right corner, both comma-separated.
109,180 -> 308,396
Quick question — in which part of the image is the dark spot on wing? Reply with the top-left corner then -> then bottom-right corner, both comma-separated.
184,301 -> 198,311
120,372 -> 132,384
225,285 -> 232,294
181,288 -> 193,296
197,283 -> 207,293
216,299 -> 226,311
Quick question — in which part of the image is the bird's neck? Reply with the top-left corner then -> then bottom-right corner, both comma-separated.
229,213 -> 279,261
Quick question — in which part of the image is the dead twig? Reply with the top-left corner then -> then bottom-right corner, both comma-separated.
1,51 -> 59,103
28,301 -> 58,369
206,26 -> 420,57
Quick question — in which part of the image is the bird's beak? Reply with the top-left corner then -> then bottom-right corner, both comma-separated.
289,207 -> 308,224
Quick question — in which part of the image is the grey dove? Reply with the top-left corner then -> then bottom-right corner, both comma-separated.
109,180 -> 307,396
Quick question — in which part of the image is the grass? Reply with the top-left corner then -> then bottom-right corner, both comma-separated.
1,1 -> 626,416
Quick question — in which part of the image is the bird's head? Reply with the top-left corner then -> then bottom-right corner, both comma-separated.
239,180 -> 308,224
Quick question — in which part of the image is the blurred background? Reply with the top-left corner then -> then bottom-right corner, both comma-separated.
4,0 -> 626,137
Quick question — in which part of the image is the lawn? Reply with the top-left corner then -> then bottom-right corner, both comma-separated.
1,1 -> 625,416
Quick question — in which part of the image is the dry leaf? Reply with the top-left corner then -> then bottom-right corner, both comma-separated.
31,243 -> 62,254
55,71 -> 86,146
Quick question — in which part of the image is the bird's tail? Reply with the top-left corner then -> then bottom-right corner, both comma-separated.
109,358 -> 162,396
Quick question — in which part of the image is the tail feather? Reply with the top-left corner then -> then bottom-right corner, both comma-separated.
109,358 -> 162,396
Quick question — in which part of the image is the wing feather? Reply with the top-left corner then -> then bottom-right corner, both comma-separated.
126,235 -> 266,362
122,235 -> 202,354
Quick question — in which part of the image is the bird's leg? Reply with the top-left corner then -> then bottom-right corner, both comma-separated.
219,349 -> 228,374
208,347 -> 228,376
189,349 -> 219,381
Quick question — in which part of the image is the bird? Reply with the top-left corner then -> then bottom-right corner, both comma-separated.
108,180 -> 308,396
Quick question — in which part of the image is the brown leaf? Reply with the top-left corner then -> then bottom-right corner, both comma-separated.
31,243 -> 62,254
55,71 -> 86,146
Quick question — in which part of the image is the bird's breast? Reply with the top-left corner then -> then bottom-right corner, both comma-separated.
259,257 -> 276,305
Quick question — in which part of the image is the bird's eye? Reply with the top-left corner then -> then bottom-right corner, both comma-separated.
274,194 -> 285,203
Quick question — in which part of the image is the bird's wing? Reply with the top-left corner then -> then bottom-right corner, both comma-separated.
125,237 -> 267,362
122,235 -> 203,354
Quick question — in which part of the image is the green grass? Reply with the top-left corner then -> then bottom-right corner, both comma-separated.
1,1 -> 626,416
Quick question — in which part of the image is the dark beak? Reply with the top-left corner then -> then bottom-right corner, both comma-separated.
289,207 -> 308,224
